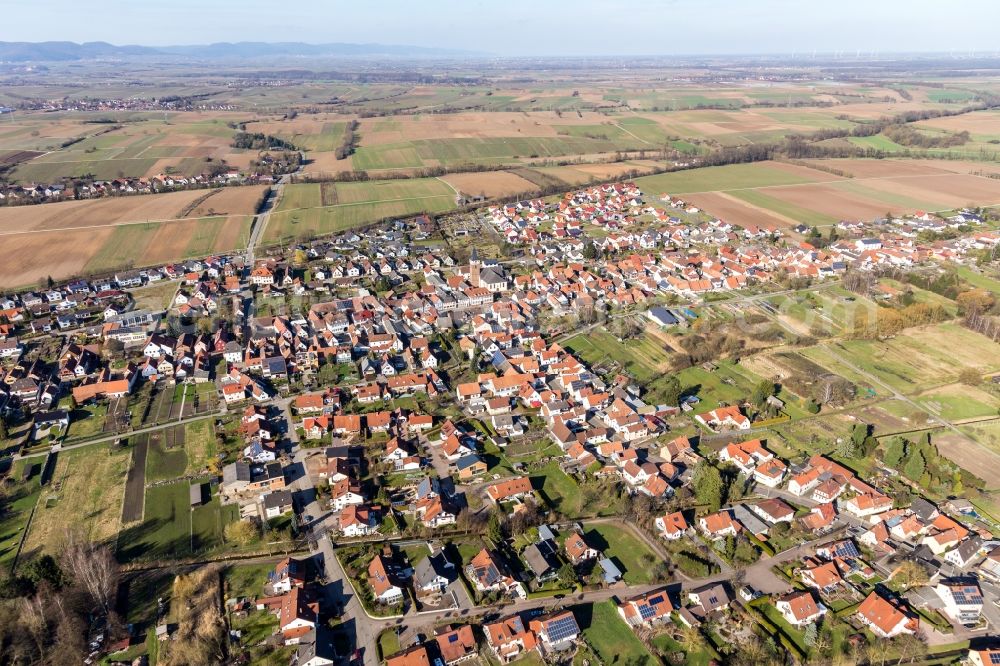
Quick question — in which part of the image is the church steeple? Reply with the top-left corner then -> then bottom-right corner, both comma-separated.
469,247 -> 481,287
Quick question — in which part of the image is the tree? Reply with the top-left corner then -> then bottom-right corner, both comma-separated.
751,379 -> 776,408
837,436 -> 858,459
851,423 -> 869,451
956,288 -> 995,315
62,532 -> 119,612
223,519 -> 260,546
486,510 -> 504,545
21,554 -> 65,590
903,450 -> 926,482
892,560 -> 928,591
692,462 -> 724,512
679,625 -> 706,653
196,317 -> 214,336
557,563 -> 577,589
959,367 -> 983,386
657,376 -> 682,407
803,622 -> 818,647
883,437 -> 906,468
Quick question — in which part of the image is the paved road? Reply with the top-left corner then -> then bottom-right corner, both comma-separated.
15,410 -> 217,460
246,173 -> 292,266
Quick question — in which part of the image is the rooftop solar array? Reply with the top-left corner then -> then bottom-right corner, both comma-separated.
545,615 -> 580,643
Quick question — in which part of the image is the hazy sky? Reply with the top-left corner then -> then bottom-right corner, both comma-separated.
5,0 -> 997,56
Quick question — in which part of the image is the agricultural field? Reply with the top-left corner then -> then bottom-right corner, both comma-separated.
0,185 -> 258,286
21,446 -> 130,560
265,177 -> 457,243
3,113 -> 253,184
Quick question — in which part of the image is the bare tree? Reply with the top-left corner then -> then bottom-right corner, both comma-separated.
62,530 -> 119,613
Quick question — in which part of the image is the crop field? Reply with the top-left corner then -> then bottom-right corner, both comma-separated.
634,161 -> 822,194
22,446 -> 130,560
5,113 -> 252,183
265,177 -> 456,242
439,171 -> 539,198
0,189 -> 220,233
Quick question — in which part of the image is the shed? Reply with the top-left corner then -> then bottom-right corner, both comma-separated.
190,482 -> 205,507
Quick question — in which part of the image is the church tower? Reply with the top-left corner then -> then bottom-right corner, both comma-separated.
469,247 -> 481,288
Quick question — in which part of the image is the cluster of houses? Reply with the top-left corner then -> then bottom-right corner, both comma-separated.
386,608 -> 581,666
237,556 -> 336,665
485,183 -> 1000,305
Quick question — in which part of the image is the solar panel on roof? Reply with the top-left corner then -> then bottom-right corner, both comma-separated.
989,653 -> 1000,665
638,604 -> 656,619
546,616 -> 579,642
448,634 -> 458,643
649,594 -> 664,606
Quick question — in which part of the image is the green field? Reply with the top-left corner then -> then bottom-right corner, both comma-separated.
0,478 -> 41,571
529,461 -> 583,517
955,265 -> 1000,296
83,223 -> 161,274
117,478 -> 236,562
635,162 -> 818,195
847,135 -> 908,152
580,600 -> 657,666
266,177 -> 457,242
563,326 -> 671,384
583,524 -> 658,584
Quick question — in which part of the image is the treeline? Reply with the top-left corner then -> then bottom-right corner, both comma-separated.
849,302 -> 950,339
231,132 -> 296,151
883,124 -> 970,148
334,119 -> 359,160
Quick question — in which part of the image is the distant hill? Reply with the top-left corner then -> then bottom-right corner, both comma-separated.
0,40 -> 484,62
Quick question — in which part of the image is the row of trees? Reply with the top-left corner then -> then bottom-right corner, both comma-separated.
334,119 -> 360,160
231,131 -> 297,151
849,302 -> 950,339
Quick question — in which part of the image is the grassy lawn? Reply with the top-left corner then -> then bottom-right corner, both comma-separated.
184,419 -> 217,474
224,562 -> 275,599
650,631 -> 713,666
145,436 -> 188,483
757,601 -> 809,656
65,404 -> 108,441
191,485 -> 239,553
579,600 -> 656,666
378,630 -> 402,660
955,264 -> 1000,296
22,446 -> 129,560
583,524 -> 657,584
530,461 -> 583,518
675,358 -> 764,412
116,481 -> 192,562
0,480 -> 41,571
917,384 -> 1000,421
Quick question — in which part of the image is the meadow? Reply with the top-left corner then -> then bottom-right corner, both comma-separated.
21,446 -> 130,560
